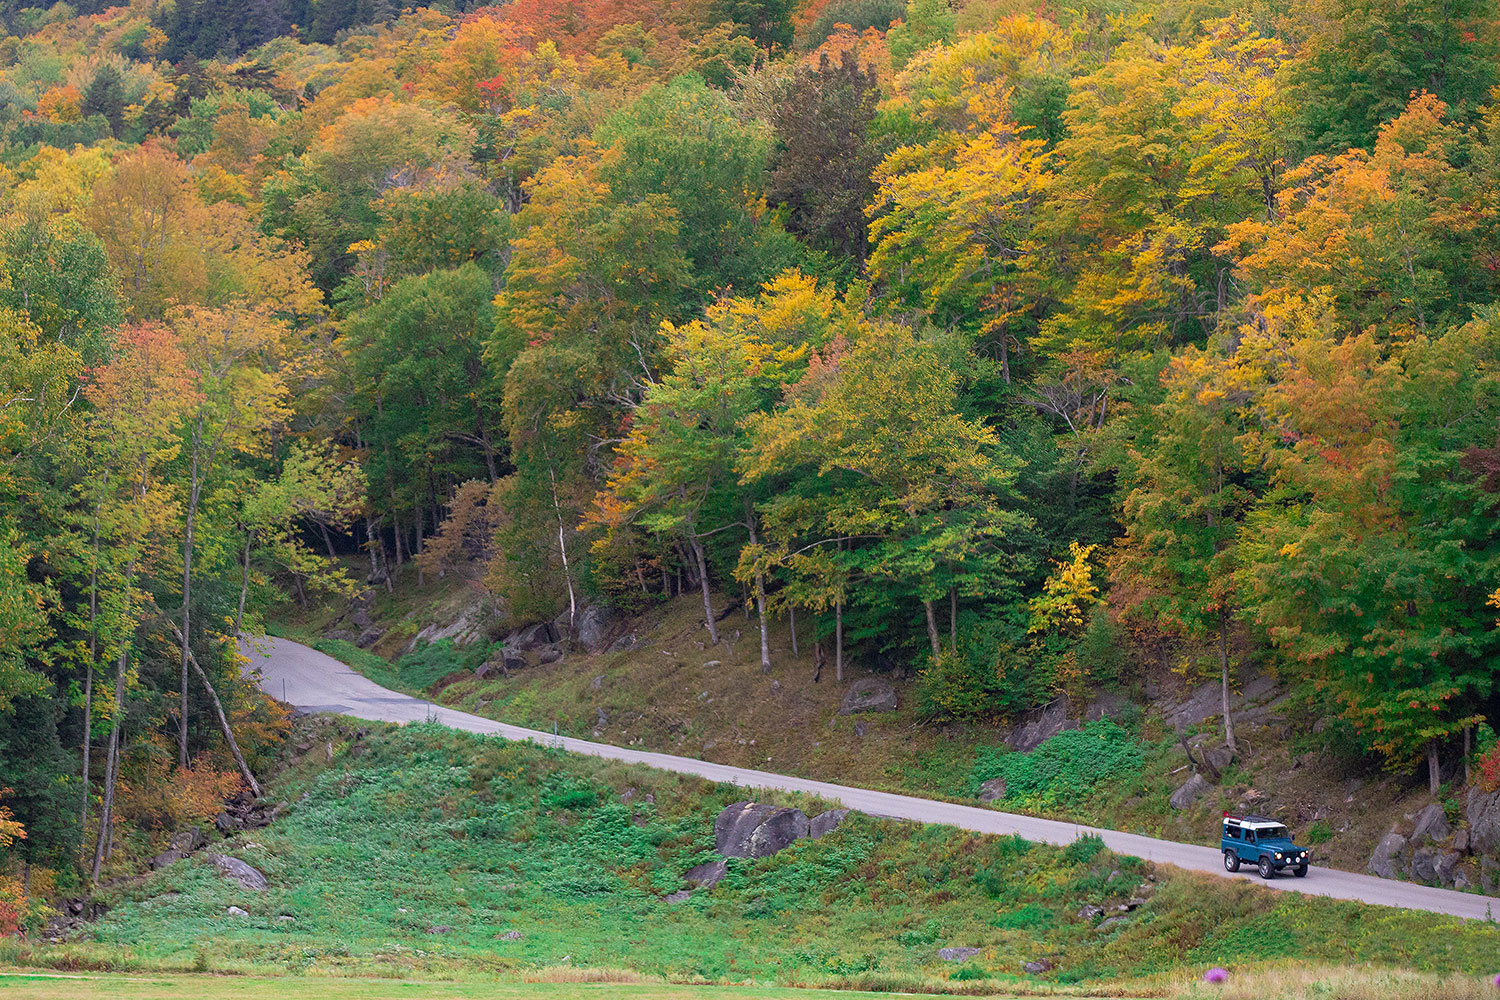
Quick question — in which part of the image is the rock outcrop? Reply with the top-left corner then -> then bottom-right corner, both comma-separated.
1466,785 -> 1500,856
1169,773 -> 1209,810
1367,832 -> 1407,880
715,801 -> 810,858
809,809 -> 851,839
207,853 -> 267,891
839,678 -> 898,715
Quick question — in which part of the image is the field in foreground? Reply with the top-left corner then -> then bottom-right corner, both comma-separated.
0,970 -> 1005,1000
5,721 -> 1499,996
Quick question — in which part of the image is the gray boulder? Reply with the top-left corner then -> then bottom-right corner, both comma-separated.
169,828 -> 207,853
536,646 -> 563,665
938,947 -> 981,962
576,604 -> 612,653
1411,847 -> 1439,882
1435,850 -> 1461,885
1201,746 -> 1235,776
206,853 -> 267,892
226,906 -> 249,917
683,859 -> 727,891
714,801 -> 810,859
1411,802 -> 1452,844
978,778 -> 1007,803
1076,904 -> 1104,920
839,678 -> 898,715
1009,699 -> 1070,752
1368,832 -> 1408,879
510,621 -> 560,651
1482,855 -> 1499,895
1465,785 -> 1500,856
1169,773 -> 1209,810
809,809 -> 851,839
148,849 -> 184,871
1022,959 -> 1054,974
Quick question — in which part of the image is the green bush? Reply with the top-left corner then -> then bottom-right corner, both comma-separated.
397,638 -> 491,690
970,720 -> 1145,810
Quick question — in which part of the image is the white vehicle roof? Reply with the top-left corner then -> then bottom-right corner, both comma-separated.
1223,816 -> 1287,830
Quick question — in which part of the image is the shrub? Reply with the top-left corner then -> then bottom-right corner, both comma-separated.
970,720 -> 1145,810
398,638 -> 491,691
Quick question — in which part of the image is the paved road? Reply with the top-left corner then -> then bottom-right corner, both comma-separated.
243,635 -> 1498,922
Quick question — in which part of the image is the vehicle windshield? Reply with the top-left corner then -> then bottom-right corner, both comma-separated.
1258,826 -> 1290,840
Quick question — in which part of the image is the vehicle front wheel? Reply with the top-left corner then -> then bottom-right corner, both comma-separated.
1293,864 -> 1308,878
1223,850 -> 1240,873
1258,856 -> 1274,880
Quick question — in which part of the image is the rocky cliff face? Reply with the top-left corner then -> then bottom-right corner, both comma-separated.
1366,786 -> 1500,894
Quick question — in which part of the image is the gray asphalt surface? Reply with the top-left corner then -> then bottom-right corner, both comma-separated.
243,634 -> 1499,922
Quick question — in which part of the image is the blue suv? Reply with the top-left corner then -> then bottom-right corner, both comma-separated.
1221,814 -> 1310,879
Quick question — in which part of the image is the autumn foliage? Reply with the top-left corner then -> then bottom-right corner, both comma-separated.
3,0 -> 1500,895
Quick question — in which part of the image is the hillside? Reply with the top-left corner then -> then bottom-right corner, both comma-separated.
276,581 -> 1500,892
7,718 -> 1500,998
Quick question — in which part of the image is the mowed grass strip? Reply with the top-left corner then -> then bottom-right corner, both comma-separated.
0,969 -> 1003,1000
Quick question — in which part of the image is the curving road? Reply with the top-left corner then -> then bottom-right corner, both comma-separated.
242,635 -> 1499,922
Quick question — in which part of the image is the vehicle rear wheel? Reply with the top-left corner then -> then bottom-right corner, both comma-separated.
1223,850 -> 1240,873
1293,864 -> 1308,878
1258,856 -> 1274,880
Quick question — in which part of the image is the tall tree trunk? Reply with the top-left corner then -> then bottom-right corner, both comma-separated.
1218,609 -> 1237,754
179,420 -> 205,770
235,531 -> 253,635
166,618 -> 262,798
415,507 -> 425,587
91,645 -> 127,883
545,457 -> 577,635
688,528 -> 719,645
745,502 -> 771,673
1428,740 -> 1441,796
835,600 -> 844,683
82,499 -> 102,832
318,520 -> 337,559
923,599 -> 941,659
789,605 -> 798,658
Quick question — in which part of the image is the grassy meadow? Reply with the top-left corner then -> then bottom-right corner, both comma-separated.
5,721 -> 1499,998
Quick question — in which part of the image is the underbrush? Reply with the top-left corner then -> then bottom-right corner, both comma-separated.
970,720 -> 1151,811
19,722 -> 1497,990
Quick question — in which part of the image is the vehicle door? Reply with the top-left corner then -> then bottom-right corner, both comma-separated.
1238,828 -> 1257,862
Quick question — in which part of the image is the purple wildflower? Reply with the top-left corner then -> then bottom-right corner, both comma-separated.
1492,973 -> 1500,989
1203,968 -> 1229,984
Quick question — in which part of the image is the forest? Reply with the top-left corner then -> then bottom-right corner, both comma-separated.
1,0 -> 1500,927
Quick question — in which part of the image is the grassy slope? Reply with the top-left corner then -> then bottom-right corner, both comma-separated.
275,583 -> 1453,878
0,971 -> 1053,1000
7,721 -> 1499,997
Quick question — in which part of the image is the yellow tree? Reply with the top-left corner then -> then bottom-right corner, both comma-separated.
168,303 -> 294,768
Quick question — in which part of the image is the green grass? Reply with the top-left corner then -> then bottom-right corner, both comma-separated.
0,970 -> 1054,999
8,722 -> 1500,995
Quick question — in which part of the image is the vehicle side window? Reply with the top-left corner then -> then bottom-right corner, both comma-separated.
1245,830 -> 1255,844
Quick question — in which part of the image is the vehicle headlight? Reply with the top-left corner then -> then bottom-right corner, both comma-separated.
1275,852 -> 1283,859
